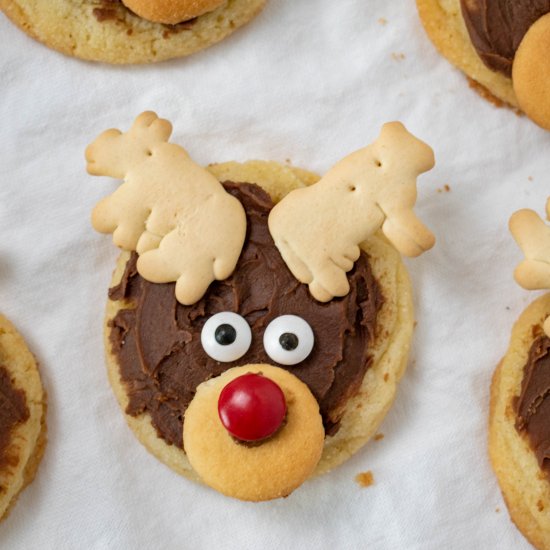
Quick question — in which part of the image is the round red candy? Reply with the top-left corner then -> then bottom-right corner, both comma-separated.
218,373 -> 287,442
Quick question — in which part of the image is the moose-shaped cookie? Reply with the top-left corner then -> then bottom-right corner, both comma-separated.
88,112 -> 435,501
510,197 -> 550,336
86,111 -> 246,305
269,121 -> 435,302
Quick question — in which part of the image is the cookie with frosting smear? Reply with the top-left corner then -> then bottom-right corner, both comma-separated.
416,0 -> 550,130
88,111 -> 436,501
0,314 -> 46,520
0,0 -> 266,64
490,198 -> 550,549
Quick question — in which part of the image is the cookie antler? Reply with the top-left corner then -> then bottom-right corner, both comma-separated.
510,198 -> 550,336
86,112 -> 247,305
268,122 -> 435,302
86,111 -> 172,179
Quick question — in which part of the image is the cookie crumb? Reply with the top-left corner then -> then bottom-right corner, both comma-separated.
355,471 -> 374,488
374,433 -> 384,441
444,184 -> 450,192
537,500 -> 544,512
378,18 -> 387,25
495,507 -> 500,513
528,176 -> 533,182
392,52 -> 405,61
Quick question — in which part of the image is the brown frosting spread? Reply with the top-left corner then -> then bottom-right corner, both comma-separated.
0,366 -> 29,470
108,182 -> 383,448
461,0 -> 550,76
516,335 -> 550,477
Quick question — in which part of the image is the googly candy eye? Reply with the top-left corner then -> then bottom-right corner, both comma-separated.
263,315 -> 314,366
201,312 -> 252,362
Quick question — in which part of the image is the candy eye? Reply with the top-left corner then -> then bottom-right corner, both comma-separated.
263,315 -> 314,366
201,312 -> 252,362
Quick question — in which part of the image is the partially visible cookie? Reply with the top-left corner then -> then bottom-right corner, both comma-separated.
490,294 -> 550,550
0,314 -> 46,520
512,14 -> 550,132
491,200 -> 550,548
0,0 -> 266,64
416,0 -> 550,130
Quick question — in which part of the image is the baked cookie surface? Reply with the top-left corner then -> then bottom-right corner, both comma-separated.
103,160 -> 415,485
0,0 -> 266,64
0,314 -> 46,520
490,293 -> 550,550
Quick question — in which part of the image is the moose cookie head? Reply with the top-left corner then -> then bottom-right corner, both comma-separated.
88,112 -> 435,501
510,197 -> 550,336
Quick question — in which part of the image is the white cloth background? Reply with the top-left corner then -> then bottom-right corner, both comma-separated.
1,1 -> 548,548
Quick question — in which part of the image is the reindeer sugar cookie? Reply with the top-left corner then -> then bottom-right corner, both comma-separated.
88,112 -> 435,501
0,0 -> 265,64
0,314 -> 46,520
417,0 -> 550,130
490,197 -> 550,549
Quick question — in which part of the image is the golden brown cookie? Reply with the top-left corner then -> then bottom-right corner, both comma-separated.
489,293 -> 550,550
121,0 -> 226,24
0,314 -> 46,520
416,0 -> 550,129
184,364 -> 325,501
104,159 -> 415,492
0,0 -> 266,64
512,14 -> 550,132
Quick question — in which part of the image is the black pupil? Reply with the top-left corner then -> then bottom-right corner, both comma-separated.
279,333 -> 299,351
215,324 -> 237,346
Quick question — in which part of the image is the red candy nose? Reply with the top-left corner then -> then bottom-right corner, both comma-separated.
218,373 -> 287,442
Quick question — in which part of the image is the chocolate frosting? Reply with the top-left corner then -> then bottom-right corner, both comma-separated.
516,335 -> 550,477
109,182 -> 383,448
0,366 -> 29,471
461,0 -> 550,76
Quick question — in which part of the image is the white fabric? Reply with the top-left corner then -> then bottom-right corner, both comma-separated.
0,1 -> 547,548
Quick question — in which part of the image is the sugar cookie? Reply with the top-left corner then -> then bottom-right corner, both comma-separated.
89,113 -> 435,500
0,0 -> 265,64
